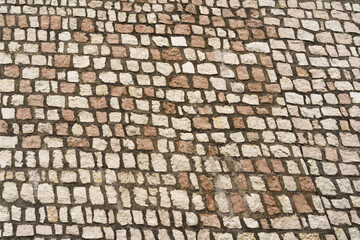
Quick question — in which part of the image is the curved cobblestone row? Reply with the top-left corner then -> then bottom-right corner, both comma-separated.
0,0 -> 360,239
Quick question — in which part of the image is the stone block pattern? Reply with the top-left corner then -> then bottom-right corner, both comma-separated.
0,0 -> 359,239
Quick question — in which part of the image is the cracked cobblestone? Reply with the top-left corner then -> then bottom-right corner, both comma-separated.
0,0 -> 360,239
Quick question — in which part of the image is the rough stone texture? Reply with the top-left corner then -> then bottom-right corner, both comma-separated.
0,0 -> 359,239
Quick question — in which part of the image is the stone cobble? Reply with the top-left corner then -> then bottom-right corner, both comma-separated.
0,0 -> 359,239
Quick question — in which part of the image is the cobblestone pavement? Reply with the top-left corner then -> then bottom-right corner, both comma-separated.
0,0 -> 359,239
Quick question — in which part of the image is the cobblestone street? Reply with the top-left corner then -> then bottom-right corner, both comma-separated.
0,0 -> 360,239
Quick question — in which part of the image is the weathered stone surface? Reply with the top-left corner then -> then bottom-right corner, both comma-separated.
0,137 -> 18,148
0,1 -> 359,238
271,215 -> 301,229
